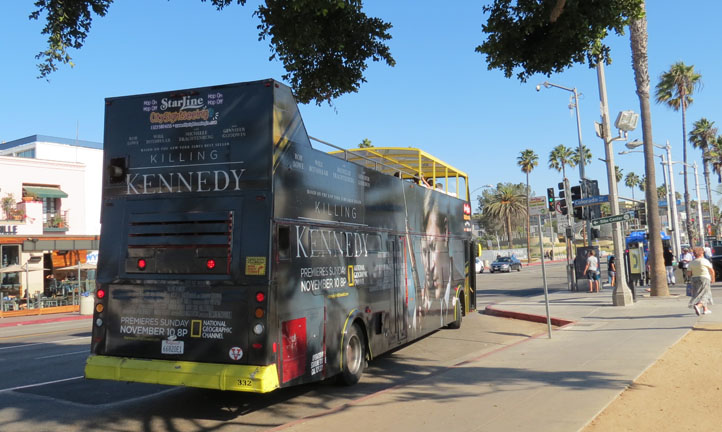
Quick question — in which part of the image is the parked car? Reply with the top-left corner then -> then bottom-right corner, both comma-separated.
475,257 -> 484,273
490,256 -> 522,273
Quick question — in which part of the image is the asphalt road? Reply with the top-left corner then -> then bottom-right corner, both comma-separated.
0,264 -> 563,432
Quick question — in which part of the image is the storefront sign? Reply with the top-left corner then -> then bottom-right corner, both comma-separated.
0,225 -> 19,235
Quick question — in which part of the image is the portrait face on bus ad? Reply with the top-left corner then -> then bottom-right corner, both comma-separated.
420,193 -> 450,305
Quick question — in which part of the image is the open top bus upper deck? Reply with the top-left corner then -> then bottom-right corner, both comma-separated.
326,146 -> 469,201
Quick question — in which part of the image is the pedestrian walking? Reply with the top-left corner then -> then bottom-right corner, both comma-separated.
584,250 -> 600,293
663,247 -> 675,285
679,247 -> 693,283
687,247 -> 715,316
607,255 -> 616,287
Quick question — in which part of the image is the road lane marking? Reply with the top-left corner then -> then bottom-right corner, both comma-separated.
35,350 -> 88,360
0,327 -> 89,341
0,337 -> 88,351
0,376 -> 83,394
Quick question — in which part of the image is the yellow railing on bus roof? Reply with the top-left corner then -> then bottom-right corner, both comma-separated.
328,147 -> 469,199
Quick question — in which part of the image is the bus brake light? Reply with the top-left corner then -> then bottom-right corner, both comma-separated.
96,289 -> 106,299
206,259 -> 216,270
137,259 -> 147,270
256,292 -> 265,302
252,343 -> 262,349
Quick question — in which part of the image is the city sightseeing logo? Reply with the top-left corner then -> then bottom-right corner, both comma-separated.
150,95 -> 210,125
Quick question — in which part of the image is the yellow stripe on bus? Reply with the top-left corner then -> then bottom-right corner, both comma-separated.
84,355 -> 279,393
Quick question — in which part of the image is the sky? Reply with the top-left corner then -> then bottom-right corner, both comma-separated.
2,1 -> 721,209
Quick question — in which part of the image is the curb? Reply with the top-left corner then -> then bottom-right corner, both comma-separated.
483,304 -> 575,327
0,314 -> 92,328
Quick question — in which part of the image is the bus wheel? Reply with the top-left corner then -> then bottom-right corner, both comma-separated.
447,298 -> 462,329
338,323 -> 365,386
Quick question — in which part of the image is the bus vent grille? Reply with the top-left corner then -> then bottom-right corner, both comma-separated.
127,211 -> 233,247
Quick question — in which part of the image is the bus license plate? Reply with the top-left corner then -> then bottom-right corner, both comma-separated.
162,340 -> 184,355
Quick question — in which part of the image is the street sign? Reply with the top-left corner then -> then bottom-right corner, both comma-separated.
591,212 -> 632,226
572,195 -> 609,206
529,196 -> 548,216
658,199 -> 681,207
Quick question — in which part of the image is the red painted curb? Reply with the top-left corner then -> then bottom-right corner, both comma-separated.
0,315 -> 92,328
483,304 -> 575,327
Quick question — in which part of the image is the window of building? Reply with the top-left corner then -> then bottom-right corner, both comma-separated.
15,149 -> 36,158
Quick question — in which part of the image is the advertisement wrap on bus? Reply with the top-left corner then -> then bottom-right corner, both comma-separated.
85,79 -> 476,392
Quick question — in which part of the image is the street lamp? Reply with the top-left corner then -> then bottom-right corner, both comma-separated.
537,81 -> 591,245
627,140 -> 681,256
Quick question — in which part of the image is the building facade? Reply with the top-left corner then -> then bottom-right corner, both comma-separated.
0,135 -> 101,300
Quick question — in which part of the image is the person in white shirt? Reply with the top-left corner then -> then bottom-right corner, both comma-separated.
584,250 -> 600,293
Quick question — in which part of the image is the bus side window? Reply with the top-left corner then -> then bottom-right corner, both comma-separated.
278,226 -> 290,260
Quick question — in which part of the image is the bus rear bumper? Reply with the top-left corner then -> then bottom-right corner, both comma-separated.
85,355 -> 280,393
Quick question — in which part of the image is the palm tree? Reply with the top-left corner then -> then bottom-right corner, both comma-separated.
517,149 -> 538,264
484,184 -> 527,249
615,165 -> 623,183
358,138 -> 373,148
639,176 -> 646,192
655,62 -> 702,245
571,145 -> 592,168
548,144 -> 576,179
630,2 -> 667,296
625,172 -> 640,201
689,118 -> 717,226
709,136 -> 722,182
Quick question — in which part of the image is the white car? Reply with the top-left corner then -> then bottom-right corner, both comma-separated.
475,257 -> 484,273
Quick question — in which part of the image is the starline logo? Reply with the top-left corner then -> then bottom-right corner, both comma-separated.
160,95 -> 205,111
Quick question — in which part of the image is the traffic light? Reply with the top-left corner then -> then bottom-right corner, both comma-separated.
558,182 -> 568,216
547,188 -> 555,212
571,185 -> 583,219
638,206 -> 647,225
585,179 -> 602,220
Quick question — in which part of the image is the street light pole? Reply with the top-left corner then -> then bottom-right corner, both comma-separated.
537,82 -> 592,246
677,162 -> 705,246
597,61 -> 633,306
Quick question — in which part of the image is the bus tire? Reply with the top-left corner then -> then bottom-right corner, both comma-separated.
447,297 -> 462,329
337,323 -> 366,386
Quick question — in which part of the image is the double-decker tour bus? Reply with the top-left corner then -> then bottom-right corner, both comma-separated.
85,79 -> 476,393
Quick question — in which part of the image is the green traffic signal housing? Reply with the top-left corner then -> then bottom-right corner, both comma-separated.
547,187 -> 555,212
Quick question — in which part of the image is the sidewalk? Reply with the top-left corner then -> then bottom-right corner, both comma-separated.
282,283 -> 715,432
0,311 -> 91,328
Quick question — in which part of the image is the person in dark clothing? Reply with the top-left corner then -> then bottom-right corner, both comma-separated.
663,247 -> 675,285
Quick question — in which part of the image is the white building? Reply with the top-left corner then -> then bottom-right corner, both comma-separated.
0,135 -> 102,301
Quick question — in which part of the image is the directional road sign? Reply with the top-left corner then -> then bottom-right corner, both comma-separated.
529,196 -> 548,216
591,212 -> 632,227
572,195 -> 609,207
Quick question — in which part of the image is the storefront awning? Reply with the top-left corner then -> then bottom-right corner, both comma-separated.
23,186 -> 68,198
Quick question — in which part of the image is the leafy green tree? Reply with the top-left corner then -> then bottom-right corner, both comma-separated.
358,138 -> 373,148
548,144 -> 576,179
655,62 -> 702,245
709,136 -> 722,183
28,0 -> 395,105
517,149 -> 538,262
571,145 -> 592,168
638,175 -> 646,192
689,118 -> 717,225
625,172 -> 640,201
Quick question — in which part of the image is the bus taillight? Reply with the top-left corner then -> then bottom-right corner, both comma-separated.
137,258 -> 147,270
96,289 -> 106,299
252,343 -> 262,349
253,323 -> 264,335
206,259 -> 216,270
254,307 -> 264,319
255,292 -> 265,302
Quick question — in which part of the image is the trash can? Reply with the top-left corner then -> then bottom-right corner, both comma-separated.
79,293 -> 94,316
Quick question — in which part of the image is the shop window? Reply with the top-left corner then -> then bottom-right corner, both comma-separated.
0,245 -> 20,291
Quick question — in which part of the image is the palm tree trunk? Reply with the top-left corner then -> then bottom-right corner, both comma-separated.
630,4 -> 668,296
506,214 -> 513,249
525,173 -> 531,263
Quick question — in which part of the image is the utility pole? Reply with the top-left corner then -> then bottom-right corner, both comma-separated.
597,61 -> 634,306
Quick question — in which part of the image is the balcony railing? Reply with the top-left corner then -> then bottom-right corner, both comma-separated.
44,214 -> 69,231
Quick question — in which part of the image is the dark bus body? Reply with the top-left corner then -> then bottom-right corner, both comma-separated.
85,79 -> 475,392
